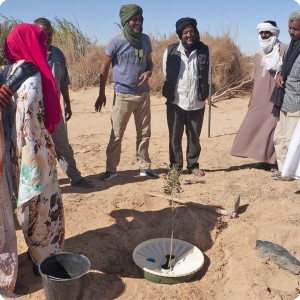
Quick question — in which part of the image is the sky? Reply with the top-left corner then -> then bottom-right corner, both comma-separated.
0,0 -> 299,56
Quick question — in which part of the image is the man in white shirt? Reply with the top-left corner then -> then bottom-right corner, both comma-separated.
162,17 -> 209,176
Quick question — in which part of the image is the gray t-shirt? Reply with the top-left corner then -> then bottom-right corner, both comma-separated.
47,45 -> 71,92
105,33 -> 152,94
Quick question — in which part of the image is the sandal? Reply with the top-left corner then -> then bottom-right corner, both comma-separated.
273,176 -> 294,181
271,170 -> 281,177
190,168 -> 205,177
71,178 -> 95,188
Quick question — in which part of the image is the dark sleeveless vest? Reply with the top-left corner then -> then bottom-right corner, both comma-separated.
162,41 -> 209,103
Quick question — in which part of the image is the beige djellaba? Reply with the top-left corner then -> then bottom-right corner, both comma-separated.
231,43 -> 287,164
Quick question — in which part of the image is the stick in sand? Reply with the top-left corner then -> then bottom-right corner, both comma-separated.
146,192 -> 240,218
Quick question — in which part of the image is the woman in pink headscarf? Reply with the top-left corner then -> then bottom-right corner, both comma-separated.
4,24 -> 65,267
0,24 -> 42,295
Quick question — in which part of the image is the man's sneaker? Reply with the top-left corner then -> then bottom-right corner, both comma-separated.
99,171 -> 118,181
139,169 -> 159,179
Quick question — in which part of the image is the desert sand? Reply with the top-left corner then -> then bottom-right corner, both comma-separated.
12,86 -> 300,300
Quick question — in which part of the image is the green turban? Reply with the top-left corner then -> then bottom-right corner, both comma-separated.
119,4 -> 144,65
119,4 -> 143,27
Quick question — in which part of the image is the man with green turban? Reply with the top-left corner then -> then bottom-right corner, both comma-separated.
95,4 -> 158,180
119,4 -> 144,65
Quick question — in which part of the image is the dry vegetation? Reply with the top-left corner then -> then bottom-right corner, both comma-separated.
0,17 -> 253,99
202,32 -> 253,101
57,28 -> 254,100
149,32 -> 253,101
52,18 -> 103,89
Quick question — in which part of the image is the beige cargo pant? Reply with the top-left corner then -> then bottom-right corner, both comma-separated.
274,110 -> 300,171
106,91 -> 151,172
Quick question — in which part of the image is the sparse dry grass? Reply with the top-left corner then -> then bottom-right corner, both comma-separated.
202,32 -> 253,100
149,33 -> 178,94
60,44 -> 104,90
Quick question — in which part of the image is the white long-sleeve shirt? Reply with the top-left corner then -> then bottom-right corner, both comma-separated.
163,41 -> 205,111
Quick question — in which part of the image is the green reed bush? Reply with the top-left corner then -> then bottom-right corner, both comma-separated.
0,14 -> 19,65
52,17 -> 103,90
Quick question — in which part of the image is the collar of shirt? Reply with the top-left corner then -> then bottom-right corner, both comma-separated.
177,41 -> 197,58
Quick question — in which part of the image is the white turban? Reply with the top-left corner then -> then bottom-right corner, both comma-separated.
256,22 -> 282,73
256,22 -> 280,37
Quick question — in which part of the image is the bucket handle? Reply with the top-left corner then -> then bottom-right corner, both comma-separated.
39,252 -> 90,279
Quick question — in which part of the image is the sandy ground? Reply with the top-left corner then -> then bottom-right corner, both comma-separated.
11,86 -> 300,300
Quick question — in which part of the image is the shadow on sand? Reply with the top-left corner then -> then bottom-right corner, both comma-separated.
204,162 -> 276,173
59,168 -> 167,195
16,198 -> 236,298
62,202 -> 223,297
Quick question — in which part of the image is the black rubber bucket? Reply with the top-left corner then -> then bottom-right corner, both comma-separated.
39,252 -> 90,300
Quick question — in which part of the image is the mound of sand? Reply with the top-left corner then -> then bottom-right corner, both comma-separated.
13,86 -> 300,300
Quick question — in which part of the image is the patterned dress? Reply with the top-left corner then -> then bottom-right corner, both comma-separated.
11,71 -> 65,264
0,115 -> 18,296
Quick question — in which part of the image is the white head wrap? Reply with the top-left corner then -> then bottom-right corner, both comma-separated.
256,22 -> 282,72
256,22 -> 280,37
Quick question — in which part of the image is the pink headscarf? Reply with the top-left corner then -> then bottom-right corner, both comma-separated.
4,23 -> 61,134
